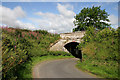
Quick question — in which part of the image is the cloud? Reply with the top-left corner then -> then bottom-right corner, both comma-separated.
100,14 -> 118,29
15,20 -> 36,30
30,3 -> 76,33
0,5 -> 36,30
108,14 -> 118,25
108,14 -> 118,28
57,3 -> 75,18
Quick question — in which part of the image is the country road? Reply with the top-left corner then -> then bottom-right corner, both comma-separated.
33,58 -> 99,78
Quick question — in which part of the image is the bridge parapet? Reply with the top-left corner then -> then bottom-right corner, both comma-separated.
49,31 -> 85,52
60,31 -> 85,40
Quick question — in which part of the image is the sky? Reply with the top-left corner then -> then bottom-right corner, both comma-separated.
0,1 -> 119,33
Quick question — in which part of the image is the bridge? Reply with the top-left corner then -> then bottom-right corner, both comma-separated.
49,31 -> 85,58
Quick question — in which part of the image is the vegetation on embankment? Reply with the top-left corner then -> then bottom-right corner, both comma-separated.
2,27 -> 72,80
77,27 -> 119,79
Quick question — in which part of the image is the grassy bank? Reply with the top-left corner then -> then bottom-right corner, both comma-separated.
76,54 -> 118,79
77,27 -> 119,79
2,27 -> 72,80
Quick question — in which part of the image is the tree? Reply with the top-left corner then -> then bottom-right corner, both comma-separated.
73,6 -> 111,31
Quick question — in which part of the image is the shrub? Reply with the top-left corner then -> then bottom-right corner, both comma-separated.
78,27 -> 119,61
34,30 -> 48,35
2,27 -> 60,79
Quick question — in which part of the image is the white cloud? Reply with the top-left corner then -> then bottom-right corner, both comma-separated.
57,3 -> 75,18
13,6 -> 26,18
100,14 -> 118,29
108,14 -> 118,25
30,3 -> 76,33
15,20 -> 36,30
48,29 -> 56,33
108,14 -> 118,29
0,5 -> 36,30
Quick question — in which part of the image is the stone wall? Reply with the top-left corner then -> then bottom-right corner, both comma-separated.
49,31 -> 85,52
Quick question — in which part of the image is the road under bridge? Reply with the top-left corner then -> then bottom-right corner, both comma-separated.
49,31 -> 85,59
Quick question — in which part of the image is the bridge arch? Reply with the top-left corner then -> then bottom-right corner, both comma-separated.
64,42 -> 82,60
64,42 -> 79,53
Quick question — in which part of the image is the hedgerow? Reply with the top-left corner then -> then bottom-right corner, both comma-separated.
78,27 -> 119,61
77,26 -> 119,78
2,27 -> 60,79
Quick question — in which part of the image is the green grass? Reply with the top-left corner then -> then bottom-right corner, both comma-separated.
2,27 -> 64,79
2,27 -> 74,79
76,55 -> 118,79
2,27 -> 119,79
17,55 -> 74,79
77,27 -> 119,79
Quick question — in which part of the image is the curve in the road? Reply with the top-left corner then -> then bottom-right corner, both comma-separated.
33,58 -> 97,78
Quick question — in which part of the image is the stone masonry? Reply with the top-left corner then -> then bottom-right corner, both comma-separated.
49,31 -> 85,52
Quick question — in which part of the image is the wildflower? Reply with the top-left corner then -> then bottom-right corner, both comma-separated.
15,39 -> 16,42
8,29 -> 11,32
29,31 -> 32,34
94,48 -> 97,50
18,34 -> 20,38
37,37 -> 38,40
1,26 -> 4,29
22,34 -> 25,38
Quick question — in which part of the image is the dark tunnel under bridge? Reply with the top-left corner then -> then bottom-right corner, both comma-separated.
64,42 -> 82,60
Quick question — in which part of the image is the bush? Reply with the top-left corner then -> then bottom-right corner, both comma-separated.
78,27 -> 119,61
2,27 -> 60,79
77,27 -> 119,78
34,30 -> 49,35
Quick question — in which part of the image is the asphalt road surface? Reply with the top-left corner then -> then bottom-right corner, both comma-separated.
33,58 -> 97,78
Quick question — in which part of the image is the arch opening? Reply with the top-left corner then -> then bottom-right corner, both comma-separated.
64,42 -> 82,61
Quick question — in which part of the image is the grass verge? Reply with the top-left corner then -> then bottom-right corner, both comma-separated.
76,55 -> 118,80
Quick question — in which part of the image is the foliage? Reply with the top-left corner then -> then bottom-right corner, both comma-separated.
77,26 -> 119,78
2,27 -> 60,80
73,6 -> 110,31
33,30 -> 49,35
78,27 -> 119,60
76,54 -> 118,79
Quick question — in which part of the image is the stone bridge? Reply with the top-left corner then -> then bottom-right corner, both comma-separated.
49,31 -> 85,53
